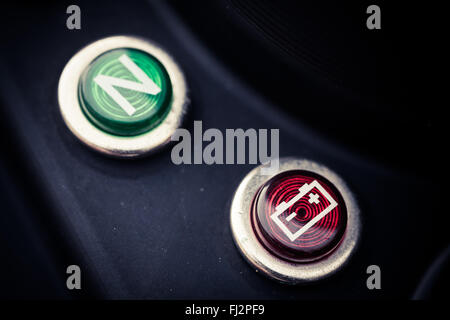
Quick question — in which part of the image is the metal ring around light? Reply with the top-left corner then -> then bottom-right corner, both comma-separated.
230,158 -> 361,284
58,35 -> 189,157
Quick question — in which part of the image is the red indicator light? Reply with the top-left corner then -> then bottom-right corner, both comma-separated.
252,170 -> 347,263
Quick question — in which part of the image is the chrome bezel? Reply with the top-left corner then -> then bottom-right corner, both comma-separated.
230,158 -> 361,284
58,35 -> 188,157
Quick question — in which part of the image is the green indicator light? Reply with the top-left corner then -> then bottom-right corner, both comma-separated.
78,48 -> 172,136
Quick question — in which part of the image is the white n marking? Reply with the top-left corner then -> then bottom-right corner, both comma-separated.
94,54 -> 161,116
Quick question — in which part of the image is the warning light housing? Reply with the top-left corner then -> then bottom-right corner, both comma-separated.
251,170 -> 347,263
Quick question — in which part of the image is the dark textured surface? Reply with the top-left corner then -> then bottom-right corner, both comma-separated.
170,0 -> 445,173
0,0 -> 446,299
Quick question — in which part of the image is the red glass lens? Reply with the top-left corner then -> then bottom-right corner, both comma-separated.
252,170 -> 347,263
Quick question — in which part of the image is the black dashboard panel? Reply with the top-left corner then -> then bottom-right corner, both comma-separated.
0,0 -> 447,300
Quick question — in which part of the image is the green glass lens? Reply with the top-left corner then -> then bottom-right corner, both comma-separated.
78,48 -> 172,136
